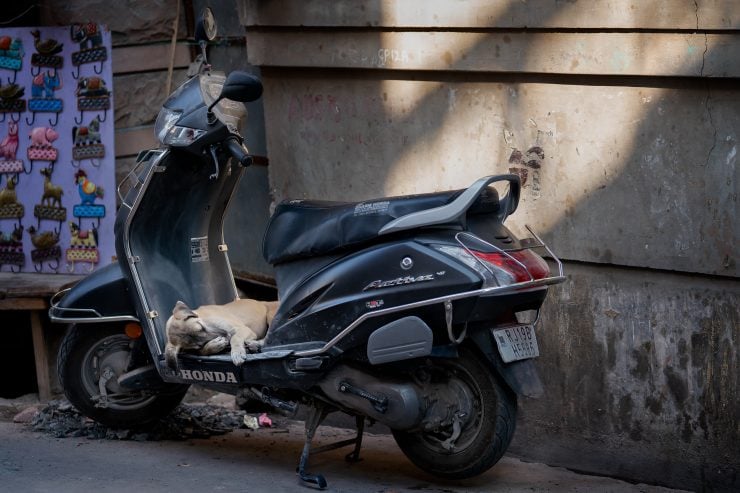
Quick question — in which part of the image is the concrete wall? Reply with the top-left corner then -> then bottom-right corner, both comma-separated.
238,1 -> 739,490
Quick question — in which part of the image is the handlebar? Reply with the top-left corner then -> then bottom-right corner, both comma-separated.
224,136 -> 252,167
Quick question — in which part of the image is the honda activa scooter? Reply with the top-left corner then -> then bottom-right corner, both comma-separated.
50,9 -> 566,489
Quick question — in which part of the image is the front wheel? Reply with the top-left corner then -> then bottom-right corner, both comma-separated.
392,346 -> 517,479
58,324 -> 189,428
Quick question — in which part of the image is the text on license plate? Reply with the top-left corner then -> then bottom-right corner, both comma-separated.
492,325 -> 539,363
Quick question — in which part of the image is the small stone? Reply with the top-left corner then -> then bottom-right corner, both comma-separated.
56,401 -> 73,412
13,406 -> 40,424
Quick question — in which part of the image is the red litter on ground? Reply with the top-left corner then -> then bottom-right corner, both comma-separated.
258,413 -> 272,427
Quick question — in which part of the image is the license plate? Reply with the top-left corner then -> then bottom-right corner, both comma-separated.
492,325 -> 540,363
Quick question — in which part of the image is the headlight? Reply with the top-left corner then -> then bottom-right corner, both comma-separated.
154,107 -> 206,146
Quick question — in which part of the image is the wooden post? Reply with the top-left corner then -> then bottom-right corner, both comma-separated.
29,310 -> 52,402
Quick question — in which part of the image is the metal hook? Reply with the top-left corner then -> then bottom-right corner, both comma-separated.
48,258 -> 60,273
9,112 -> 20,123
86,262 -> 95,273
0,113 -> 5,123
10,264 -> 21,273
70,159 -> 81,168
34,262 -> 43,273
7,71 -> 18,84
66,262 -> 75,273
48,112 -> 59,126
97,111 -> 107,123
23,160 -> 33,175
30,65 -> 40,77
93,61 -> 103,74
25,112 -> 36,125
74,111 -> 84,124
71,64 -> 81,80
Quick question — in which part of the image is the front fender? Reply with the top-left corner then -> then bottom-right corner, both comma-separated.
468,328 -> 544,398
49,262 -> 137,323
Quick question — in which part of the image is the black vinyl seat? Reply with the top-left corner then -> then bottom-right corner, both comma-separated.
262,187 -> 500,265
262,190 -> 460,264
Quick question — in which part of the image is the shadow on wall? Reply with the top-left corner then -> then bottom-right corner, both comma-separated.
261,0 -> 739,489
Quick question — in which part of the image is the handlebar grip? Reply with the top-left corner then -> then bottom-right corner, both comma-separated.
224,137 -> 253,167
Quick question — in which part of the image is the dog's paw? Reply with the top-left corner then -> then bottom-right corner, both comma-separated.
245,339 -> 264,353
202,336 -> 229,355
231,346 -> 248,366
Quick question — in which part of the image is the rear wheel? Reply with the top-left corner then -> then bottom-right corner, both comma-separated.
391,347 -> 516,479
58,324 -> 189,428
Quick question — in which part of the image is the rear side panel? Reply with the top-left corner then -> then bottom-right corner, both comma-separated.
265,239 -> 481,350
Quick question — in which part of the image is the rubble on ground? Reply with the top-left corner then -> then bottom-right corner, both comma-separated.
30,399 -> 254,441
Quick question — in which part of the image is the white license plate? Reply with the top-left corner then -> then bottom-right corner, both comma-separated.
492,325 -> 540,363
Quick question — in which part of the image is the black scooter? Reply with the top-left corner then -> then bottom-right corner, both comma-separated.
50,9 -> 565,489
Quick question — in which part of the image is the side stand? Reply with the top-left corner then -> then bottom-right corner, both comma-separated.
296,403 -> 367,490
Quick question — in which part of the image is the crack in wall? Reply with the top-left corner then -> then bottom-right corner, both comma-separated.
704,89 -> 717,169
695,1 -> 716,168
694,0 -> 707,77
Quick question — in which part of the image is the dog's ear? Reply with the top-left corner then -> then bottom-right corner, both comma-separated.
173,300 -> 197,318
266,301 -> 280,326
164,342 -> 180,370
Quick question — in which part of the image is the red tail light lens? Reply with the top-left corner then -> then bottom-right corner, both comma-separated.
471,249 -> 550,283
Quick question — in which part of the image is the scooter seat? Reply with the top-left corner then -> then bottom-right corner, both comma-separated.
262,187 -> 499,264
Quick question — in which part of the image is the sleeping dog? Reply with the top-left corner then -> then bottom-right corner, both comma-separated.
164,299 -> 280,369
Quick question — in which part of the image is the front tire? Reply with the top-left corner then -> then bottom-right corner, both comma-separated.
58,324 -> 189,428
392,346 -> 517,479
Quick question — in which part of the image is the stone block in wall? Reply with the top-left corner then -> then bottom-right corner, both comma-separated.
239,0 -> 739,30
259,75 -> 738,277
114,69 -> 188,128
40,0 -> 187,46
513,262 -> 739,491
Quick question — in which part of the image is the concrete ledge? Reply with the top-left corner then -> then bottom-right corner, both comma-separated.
239,0 -> 739,30
248,31 -> 740,77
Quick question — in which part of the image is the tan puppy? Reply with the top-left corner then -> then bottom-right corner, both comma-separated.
164,299 -> 279,368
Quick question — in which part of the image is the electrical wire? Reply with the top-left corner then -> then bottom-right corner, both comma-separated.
0,4 -> 37,25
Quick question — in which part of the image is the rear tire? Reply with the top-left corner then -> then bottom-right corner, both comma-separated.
58,324 -> 189,428
391,346 -> 516,479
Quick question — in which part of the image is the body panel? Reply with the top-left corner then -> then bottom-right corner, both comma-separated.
49,262 -> 137,323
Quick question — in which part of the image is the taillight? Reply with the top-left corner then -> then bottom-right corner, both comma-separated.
432,244 -> 550,288
471,249 -> 549,283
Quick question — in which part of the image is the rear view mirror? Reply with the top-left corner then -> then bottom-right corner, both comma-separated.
220,71 -> 263,103
206,71 -> 263,124
195,7 -> 217,43
194,7 -> 217,69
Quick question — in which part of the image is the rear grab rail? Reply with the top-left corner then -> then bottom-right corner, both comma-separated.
295,225 -> 565,358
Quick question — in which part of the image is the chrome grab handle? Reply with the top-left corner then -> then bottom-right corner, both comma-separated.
454,224 -> 565,285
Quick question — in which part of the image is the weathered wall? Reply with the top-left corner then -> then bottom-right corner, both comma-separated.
41,0 -> 273,281
192,0 -> 273,282
238,0 -> 739,490
41,0 -> 191,186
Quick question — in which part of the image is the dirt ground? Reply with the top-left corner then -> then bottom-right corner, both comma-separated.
0,393 -> 688,493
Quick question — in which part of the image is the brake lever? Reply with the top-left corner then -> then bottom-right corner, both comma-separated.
208,145 -> 219,180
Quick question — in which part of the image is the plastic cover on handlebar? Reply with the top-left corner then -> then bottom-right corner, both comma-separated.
225,137 -> 252,167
